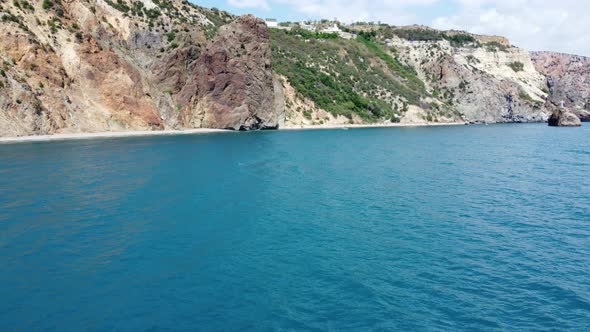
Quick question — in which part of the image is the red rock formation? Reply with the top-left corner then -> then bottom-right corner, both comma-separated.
0,1 -> 277,136
532,52 -> 590,121
178,15 -> 278,130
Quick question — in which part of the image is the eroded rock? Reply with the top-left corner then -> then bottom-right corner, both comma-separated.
178,15 -> 278,130
532,52 -> 590,121
548,107 -> 582,127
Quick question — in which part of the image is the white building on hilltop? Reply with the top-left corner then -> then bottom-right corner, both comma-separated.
264,18 -> 278,28
299,22 -> 315,31
321,24 -> 341,33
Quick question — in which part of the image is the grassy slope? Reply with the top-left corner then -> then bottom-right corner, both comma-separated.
270,29 -> 429,122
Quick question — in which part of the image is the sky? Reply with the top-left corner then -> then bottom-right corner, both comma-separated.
192,0 -> 590,56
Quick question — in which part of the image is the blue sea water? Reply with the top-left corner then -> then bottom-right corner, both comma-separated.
1,124 -> 589,331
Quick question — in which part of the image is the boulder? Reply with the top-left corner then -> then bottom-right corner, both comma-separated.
575,110 -> 590,122
548,108 -> 582,127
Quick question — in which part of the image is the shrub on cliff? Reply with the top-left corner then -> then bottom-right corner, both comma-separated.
283,28 -> 339,40
42,0 -> 52,10
508,61 -> 524,72
444,33 -> 477,47
105,0 -> 130,13
391,28 -> 444,42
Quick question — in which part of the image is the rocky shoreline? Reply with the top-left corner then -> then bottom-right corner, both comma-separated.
0,121 -> 472,144
9,120 -> 563,144
0,0 -> 588,137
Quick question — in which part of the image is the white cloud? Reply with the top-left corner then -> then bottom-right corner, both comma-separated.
432,0 -> 590,56
228,0 -> 271,11
225,0 -> 590,56
227,0 -> 441,24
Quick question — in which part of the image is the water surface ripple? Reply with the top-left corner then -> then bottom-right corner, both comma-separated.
1,124 -> 589,331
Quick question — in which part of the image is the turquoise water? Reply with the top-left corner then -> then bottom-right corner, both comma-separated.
1,124 -> 589,331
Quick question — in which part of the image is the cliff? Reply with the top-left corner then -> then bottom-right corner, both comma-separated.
0,1 -> 586,137
0,0 -> 280,136
273,26 -> 549,126
531,52 -> 590,121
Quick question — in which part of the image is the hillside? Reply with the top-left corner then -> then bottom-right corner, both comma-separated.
0,1 -> 586,136
0,0 -> 280,136
273,25 -> 549,127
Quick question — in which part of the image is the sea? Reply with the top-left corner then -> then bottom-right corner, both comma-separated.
1,123 -> 589,331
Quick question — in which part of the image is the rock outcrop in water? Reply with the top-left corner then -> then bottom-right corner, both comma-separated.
548,106 -> 581,127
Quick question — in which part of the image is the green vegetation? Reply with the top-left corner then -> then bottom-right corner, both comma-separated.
105,0 -> 130,13
130,1 -> 144,16
41,0 -> 64,17
380,28 -> 476,47
188,4 -> 233,39
14,0 -> 34,11
356,35 -> 425,102
48,18 -> 59,33
42,0 -> 53,10
289,28 -> 339,40
445,33 -> 477,47
144,7 -> 161,19
166,31 -> 175,42
508,61 -> 524,72
104,0 -> 162,18
270,28 -> 429,121
2,12 -> 20,24
389,28 -> 444,42
2,11 -> 32,32
519,90 -> 542,104
519,90 -> 532,101
485,41 -> 508,52
357,30 -> 376,40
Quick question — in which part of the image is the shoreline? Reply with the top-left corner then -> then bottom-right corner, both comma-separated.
0,128 -> 229,144
0,122 -> 470,144
280,122 -> 467,131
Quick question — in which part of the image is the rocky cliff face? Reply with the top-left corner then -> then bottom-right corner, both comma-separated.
532,52 -> 590,121
0,1 -> 587,137
271,26 -> 553,127
176,15 -> 278,130
0,0 -> 279,136
394,35 -> 548,124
